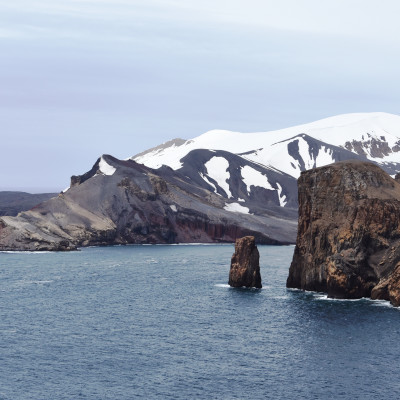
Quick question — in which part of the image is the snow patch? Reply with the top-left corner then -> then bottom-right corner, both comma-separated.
134,142 -> 184,170
276,183 -> 287,207
315,145 -> 334,166
224,202 -> 250,214
199,172 -> 218,194
170,205 -> 177,212
297,137 -> 314,170
204,157 -> 232,198
99,157 -> 116,176
241,165 -> 274,194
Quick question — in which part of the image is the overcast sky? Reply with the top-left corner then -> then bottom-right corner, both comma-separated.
1,0 -> 400,191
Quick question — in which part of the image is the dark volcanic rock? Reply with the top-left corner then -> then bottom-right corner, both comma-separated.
287,160 -> 400,306
178,148 -> 299,211
229,236 -> 262,288
0,155 -> 297,251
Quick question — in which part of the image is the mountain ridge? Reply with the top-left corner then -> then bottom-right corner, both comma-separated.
0,155 -> 297,251
2,112 -> 400,250
133,112 -> 400,178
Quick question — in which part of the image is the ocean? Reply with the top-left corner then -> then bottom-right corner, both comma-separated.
1,245 -> 399,399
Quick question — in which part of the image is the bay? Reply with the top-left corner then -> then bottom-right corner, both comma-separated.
1,245 -> 399,399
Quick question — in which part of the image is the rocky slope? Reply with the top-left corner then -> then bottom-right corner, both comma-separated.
286,160 -> 400,306
0,155 -> 297,251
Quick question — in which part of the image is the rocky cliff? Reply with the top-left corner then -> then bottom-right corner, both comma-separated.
287,160 -> 400,306
0,155 -> 297,251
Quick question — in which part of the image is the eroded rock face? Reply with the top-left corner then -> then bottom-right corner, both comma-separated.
229,236 -> 262,288
287,160 -> 400,306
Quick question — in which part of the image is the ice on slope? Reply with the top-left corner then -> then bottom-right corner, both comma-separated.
199,172 -> 218,194
223,202 -> 250,214
276,183 -> 287,207
240,165 -> 287,207
133,113 -> 400,171
316,146 -> 335,165
204,157 -> 232,198
241,166 -> 274,194
245,136 -> 336,178
99,156 -> 116,176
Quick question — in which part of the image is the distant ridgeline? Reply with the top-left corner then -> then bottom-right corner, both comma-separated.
0,192 -> 57,217
1,112 -> 400,250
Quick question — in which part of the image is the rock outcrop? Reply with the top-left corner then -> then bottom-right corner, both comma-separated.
287,160 -> 400,306
229,236 -> 262,288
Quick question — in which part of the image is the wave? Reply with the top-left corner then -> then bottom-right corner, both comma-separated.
14,279 -> 54,287
314,294 -> 400,309
370,299 -> 399,309
287,288 -> 399,308
314,294 -> 366,302
214,283 -> 266,290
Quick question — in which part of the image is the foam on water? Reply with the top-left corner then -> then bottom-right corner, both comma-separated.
370,299 -> 398,309
313,294 -> 366,302
214,283 -> 267,290
288,287 -> 400,309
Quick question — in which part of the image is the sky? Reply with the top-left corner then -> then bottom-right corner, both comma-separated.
1,0 -> 400,192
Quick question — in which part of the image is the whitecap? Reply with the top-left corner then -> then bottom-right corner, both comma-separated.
215,283 -> 265,290
370,299 -> 399,309
314,294 -> 366,302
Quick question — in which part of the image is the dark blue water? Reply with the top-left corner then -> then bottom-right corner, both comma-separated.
1,245 -> 400,399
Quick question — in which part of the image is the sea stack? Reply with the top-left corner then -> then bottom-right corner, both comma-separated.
287,160 -> 400,306
229,236 -> 262,288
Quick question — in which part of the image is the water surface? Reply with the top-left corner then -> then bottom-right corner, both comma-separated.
1,245 -> 399,399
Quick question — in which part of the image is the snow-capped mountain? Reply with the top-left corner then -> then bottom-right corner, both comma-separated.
132,113 -> 400,207
4,112 -> 400,250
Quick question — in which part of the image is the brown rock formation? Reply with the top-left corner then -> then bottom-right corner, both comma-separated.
287,160 -> 400,306
229,236 -> 262,288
